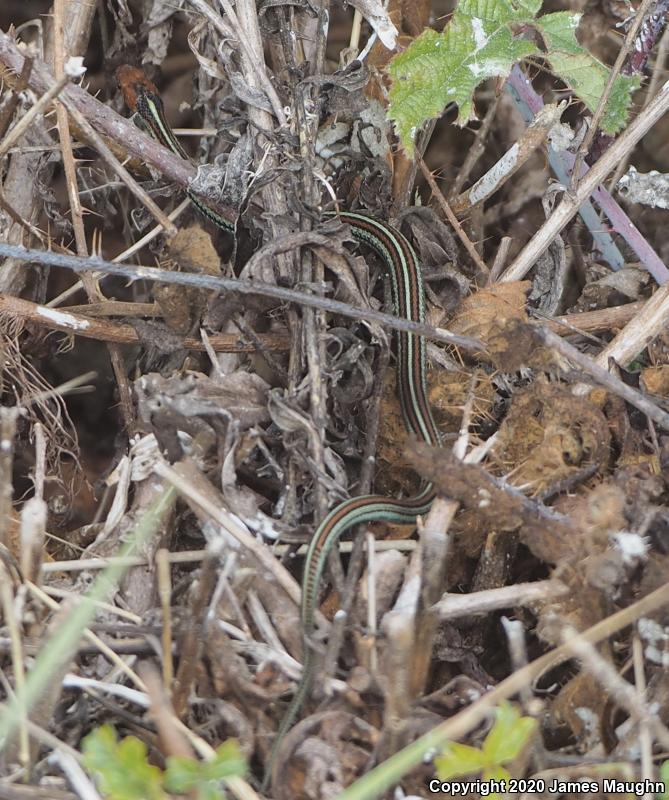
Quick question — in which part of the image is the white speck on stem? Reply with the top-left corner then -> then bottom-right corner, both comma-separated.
469,142 -> 520,205
64,56 -> 86,78
36,306 -> 90,330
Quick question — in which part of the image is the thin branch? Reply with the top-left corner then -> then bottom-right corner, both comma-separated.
39,540 -> 418,575
0,31 -> 232,218
533,324 -> 669,431
0,73 -> 70,161
559,622 -> 669,751
544,300 -> 644,335
0,242 -> 484,352
433,580 -> 569,621
448,95 -> 499,201
507,67 -> 669,282
417,155 -> 490,279
632,635 -> 654,795
0,293 -> 290,352
153,460 -> 303,610
591,282 -> 669,368
59,93 -> 177,237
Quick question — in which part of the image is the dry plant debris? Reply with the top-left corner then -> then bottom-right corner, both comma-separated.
2,1 -> 669,799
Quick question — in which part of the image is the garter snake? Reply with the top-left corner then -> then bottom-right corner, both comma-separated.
121,70 -> 441,791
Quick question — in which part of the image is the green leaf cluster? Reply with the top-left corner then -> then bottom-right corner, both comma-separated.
82,725 -> 246,800
388,0 -> 640,152
434,702 -> 536,799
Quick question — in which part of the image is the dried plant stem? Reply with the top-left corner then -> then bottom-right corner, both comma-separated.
53,0 -> 90,264
500,80 -> 669,283
593,278 -> 669,369
0,293 -> 291,353
49,198 -> 191,309
507,66 -> 669,282
172,549 -> 219,716
533,325 -> 669,430
156,549 -> 174,691
0,242 -> 484,351
451,103 -> 565,214
632,635 -> 654,797
545,300 -> 644,335
448,95 -> 499,201
0,30 -> 198,196
0,407 -> 18,549
0,564 -> 29,768
412,375 -> 479,697
609,19 -> 669,190
0,73 -> 70,160
40,539 -> 419,574
417,155 -> 490,279
26,582 -> 147,692
433,580 -> 569,621
61,94 -> 177,237
185,0 -> 286,125
571,0 -> 657,182
53,0 -> 135,433
153,460 -> 304,610
488,236 -> 513,284
0,701 -> 82,763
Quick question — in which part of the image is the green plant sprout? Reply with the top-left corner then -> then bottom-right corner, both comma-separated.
82,725 -> 246,800
434,701 -> 537,798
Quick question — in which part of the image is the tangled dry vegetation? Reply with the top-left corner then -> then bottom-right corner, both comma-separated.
2,0 -> 669,798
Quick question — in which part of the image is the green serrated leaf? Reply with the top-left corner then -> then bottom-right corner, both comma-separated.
535,11 -> 641,133
164,756 -> 202,792
165,742 -> 245,796
82,725 -> 167,800
435,742 -> 489,779
482,703 -> 537,765
201,741 -> 247,782
388,0 -> 538,151
197,784 -> 226,800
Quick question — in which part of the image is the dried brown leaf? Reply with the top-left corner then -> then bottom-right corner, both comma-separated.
493,381 -> 610,495
449,281 -> 530,341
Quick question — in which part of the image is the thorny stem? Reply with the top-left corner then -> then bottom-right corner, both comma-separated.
570,0 -> 658,183
609,12 -> 669,189
417,155 -> 490,279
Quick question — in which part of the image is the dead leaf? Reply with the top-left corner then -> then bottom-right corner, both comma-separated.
493,381 -> 610,495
